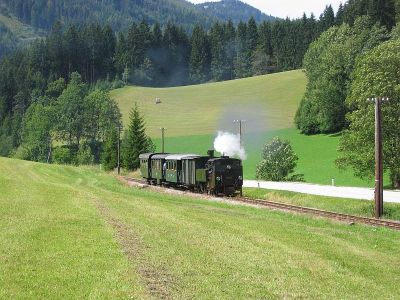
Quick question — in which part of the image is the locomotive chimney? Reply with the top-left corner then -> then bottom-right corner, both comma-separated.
207,150 -> 215,158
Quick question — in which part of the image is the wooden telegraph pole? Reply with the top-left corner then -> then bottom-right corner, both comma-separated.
117,124 -> 121,175
233,120 -> 246,146
370,97 -> 389,218
374,97 -> 383,218
160,127 -> 166,153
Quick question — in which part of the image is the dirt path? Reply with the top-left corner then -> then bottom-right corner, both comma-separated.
92,199 -> 173,299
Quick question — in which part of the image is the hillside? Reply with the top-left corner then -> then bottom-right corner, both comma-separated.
196,0 -> 277,24
0,0 -> 277,32
1,157 -> 399,298
112,70 -> 306,137
0,0 -> 212,31
0,12 -> 43,57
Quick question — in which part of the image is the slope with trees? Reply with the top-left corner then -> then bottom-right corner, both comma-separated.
295,17 -> 389,134
337,36 -> 400,188
0,0 -> 212,31
196,0 -> 277,24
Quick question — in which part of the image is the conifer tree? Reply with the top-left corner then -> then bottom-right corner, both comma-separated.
234,21 -> 249,78
319,5 -> 335,33
209,22 -> 226,81
224,20 -> 236,80
102,127 -> 119,171
122,103 -> 151,170
189,25 -> 211,83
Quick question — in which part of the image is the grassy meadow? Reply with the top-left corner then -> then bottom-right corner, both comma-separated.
1,157 -> 399,299
244,188 -> 400,221
111,70 -> 379,187
111,70 -> 306,137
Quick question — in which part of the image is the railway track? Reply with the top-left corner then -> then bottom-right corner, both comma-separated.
121,176 -> 400,231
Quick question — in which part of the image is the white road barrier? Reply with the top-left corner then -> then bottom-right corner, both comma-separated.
243,180 -> 400,203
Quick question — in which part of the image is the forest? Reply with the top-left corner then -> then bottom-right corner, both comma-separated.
0,0 -> 400,184
0,9 -> 337,158
0,0 -> 211,31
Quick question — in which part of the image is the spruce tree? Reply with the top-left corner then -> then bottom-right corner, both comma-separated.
319,5 -> 335,32
234,21 -> 249,78
101,127 -> 119,171
189,25 -> 210,83
122,103 -> 149,170
210,22 -> 226,81
224,20 -> 236,80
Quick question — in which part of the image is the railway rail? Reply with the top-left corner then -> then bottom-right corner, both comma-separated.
121,176 -> 400,231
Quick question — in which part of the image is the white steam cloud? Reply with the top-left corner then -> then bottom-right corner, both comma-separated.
213,131 -> 247,160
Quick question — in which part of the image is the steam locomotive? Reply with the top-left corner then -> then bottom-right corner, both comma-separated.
139,150 -> 243,196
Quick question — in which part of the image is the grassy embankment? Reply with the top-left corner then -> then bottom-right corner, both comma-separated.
111,70 -> 381,187
244,188 -> 400,221
1,157 -> 399,298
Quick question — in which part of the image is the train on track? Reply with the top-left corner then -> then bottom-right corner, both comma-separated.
139,150 -> 243,196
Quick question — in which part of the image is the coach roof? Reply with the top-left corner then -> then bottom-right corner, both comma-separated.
165,154 -> 200,160
151,154 -> 172,159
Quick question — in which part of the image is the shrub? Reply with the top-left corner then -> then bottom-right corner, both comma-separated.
256,137 -> 300,181
52,146 -> 73,165
76,144 -> 94,165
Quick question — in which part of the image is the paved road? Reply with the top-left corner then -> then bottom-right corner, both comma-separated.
243,180 -> 400,203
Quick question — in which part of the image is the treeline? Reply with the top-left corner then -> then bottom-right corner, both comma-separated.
337,0 -> 398,29
294,2 -> 400,186
296,0 -> 399,134
7,71 -> 153,171
295,16 -> 390,134
0,13 -> 331,157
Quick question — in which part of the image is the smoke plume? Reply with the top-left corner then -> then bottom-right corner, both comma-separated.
213,131 -> 247,160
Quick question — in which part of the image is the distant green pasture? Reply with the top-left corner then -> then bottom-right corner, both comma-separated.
111,70 -> 306,137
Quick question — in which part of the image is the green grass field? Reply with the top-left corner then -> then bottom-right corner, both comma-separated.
1,157 -> 399,298
111,70 -> 306,137
111,70 -> 381,187
244,188 -> 400,221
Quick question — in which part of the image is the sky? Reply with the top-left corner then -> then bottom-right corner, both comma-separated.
188,0 -> 344,19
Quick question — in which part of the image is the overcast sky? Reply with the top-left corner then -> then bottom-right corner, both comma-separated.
188,0 -> 344,19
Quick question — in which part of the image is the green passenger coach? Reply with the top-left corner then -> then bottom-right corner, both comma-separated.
139,151 -> 243,196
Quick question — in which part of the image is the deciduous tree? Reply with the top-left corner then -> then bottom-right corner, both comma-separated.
256,137 -> 299,181
337,39 -> 400,188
